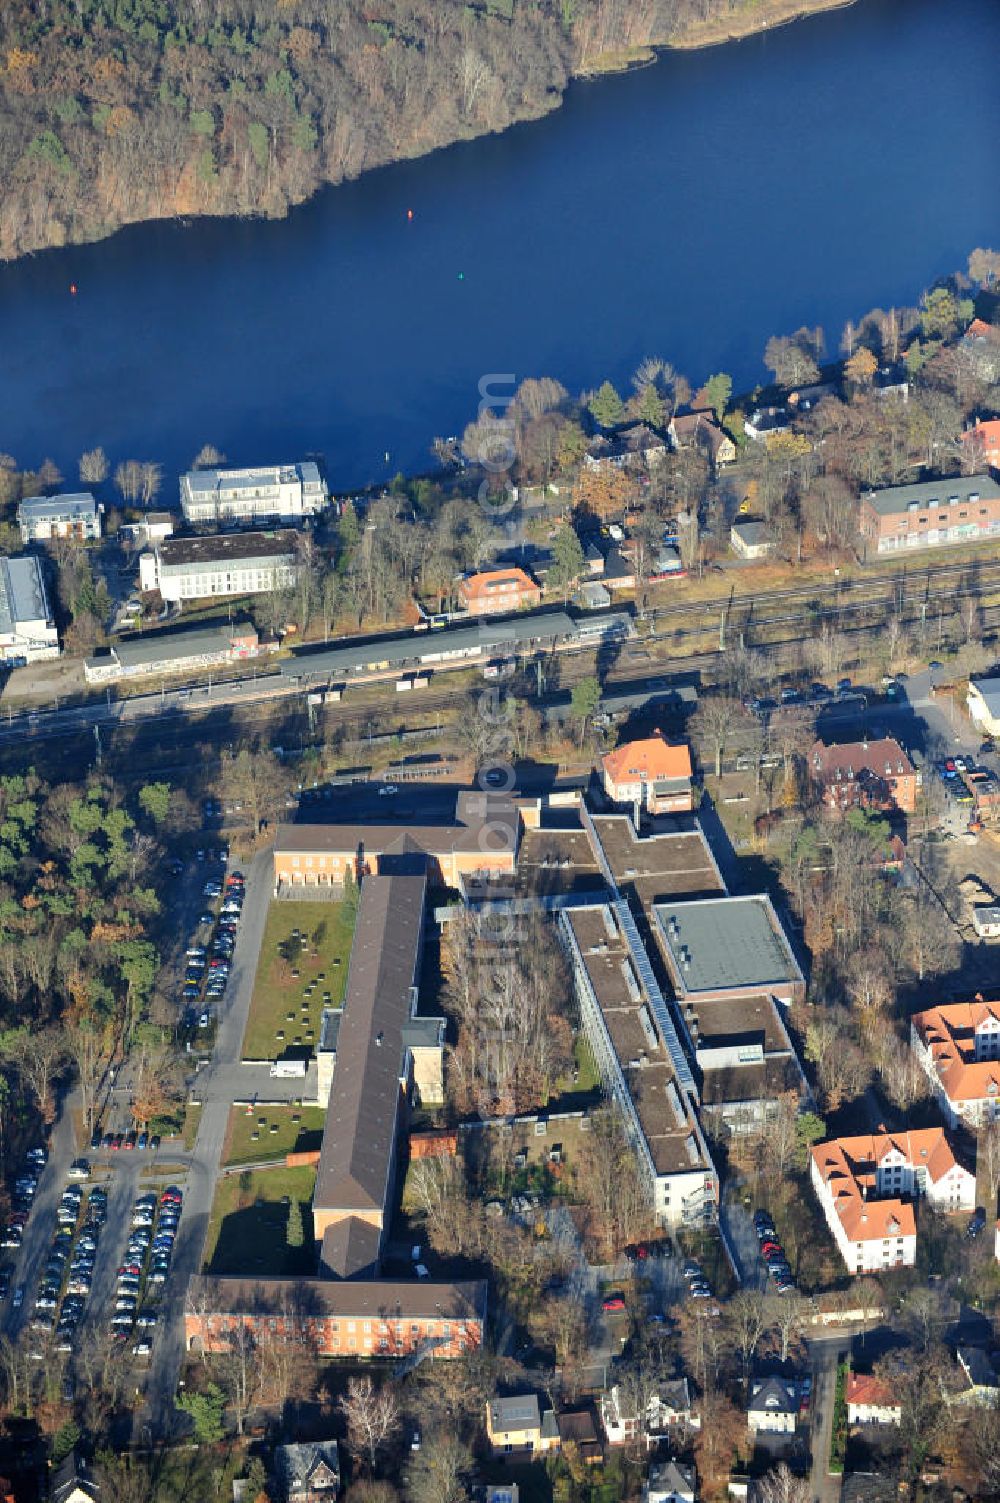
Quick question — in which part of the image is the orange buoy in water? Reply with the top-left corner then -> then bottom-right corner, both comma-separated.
69,283 -> 77,295
406,208 -> 413,221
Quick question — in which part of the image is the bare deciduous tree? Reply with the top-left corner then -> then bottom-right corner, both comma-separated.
404,1432 -> 472,1503
79,447 -> 109,485
191,444 -> 226,469
339,1375 -> 400,1473
725,1289 -> 769,1389
5,1026 -> 68,1123
756,1463 -> 811,1503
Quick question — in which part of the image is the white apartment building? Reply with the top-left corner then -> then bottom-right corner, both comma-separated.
139,531 -> 299,603
0,555 -> 60,663
17,492 -> 102,543
180,462 -> 327,527
911,998 -> 1000,1128
810,1128 -> 974,1274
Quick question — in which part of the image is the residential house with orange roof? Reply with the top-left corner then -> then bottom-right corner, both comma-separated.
457,567 -> 541,616
601,734 -> 695,814
910,996 -> 1000,1128
810,1128 -> 974,1273
845,1372 -> 901,1426
961,417 -> 1000,470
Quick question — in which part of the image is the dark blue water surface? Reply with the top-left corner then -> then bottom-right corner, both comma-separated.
0,0 -> 998,492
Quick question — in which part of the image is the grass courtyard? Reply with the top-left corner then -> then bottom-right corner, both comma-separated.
204,1164 -> 317,1278
242,898 -> 356,1061
222,1104 -> 327,1167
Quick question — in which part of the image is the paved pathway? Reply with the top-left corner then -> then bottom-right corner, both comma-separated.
138,847 -> 274,1436
807,1332 -> 848,1503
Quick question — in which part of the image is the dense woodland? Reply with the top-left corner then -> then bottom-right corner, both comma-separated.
0,0 -> 842,260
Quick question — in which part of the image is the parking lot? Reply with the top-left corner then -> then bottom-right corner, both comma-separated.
0,1138 -> 186,1379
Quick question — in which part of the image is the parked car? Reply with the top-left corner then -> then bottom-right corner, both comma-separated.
967,1207 -> 987,1240
602,1293 -> 626,1313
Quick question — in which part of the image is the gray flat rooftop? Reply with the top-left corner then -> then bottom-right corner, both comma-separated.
157,530 -> 298,567
590,814 -> 724,912
654,895 -> 800,994
113,623 -> 249,668
862,473 -> 1000,517
563,903 -> 709,1177
18,492 -> 96,518
281,611 -> 577,681
971,677 -> 1000,714
0,555 -> 51,633
183,461 -> 322,493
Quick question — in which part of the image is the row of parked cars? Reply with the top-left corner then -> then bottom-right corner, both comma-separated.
683,1259 -> 714,1301
32,1180 -> 108,1354
1,1145 -> 48,1252
183,869 -> 245,1029
111,1185 -> 183,1355
754,1209 -> 796,1294
938,754 -> 997,806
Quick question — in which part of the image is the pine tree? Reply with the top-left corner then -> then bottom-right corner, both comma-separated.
588,380 -> 624,430
548,524 -> 586,602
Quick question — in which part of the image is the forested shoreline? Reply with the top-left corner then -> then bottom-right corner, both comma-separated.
0,0 -> 852,263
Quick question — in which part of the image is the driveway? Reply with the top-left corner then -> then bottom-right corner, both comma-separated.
138,847 -> 274,1437
807,1332 -> 849,1503
720,1193 -> 768,1291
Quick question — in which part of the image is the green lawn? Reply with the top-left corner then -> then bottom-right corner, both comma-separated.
223,1104 -> 327,1166
242,898 -> 356,1060
204,1164 -> 316,1277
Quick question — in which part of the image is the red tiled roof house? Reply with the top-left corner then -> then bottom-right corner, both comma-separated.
911,996 -> 1000,1128
810,1128 -> 974,1274
846,1372 -> 901,1426
602,734 -> 694,814
458,567 -> 541,616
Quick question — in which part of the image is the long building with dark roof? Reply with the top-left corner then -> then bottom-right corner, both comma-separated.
184,1274 -> 486,1360
185,868 -> 486,1358
273,790 -> 521,891
312,872 -> 425,1270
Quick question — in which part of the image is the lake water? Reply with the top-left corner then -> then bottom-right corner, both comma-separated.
0,0 -> 998,493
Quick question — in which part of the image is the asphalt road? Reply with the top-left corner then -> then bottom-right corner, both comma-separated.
807,1332 -> 850,1503
138,845 -> 276,1437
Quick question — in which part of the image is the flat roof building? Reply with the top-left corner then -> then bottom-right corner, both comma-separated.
84,621 -> 262,683
0,555 -> 59,663
588,812 -> 725,913
652,895 -> 805,1006
682,991 -> 810,1135
968,677 -> 1000,738
559,900 -> 717,1228
139,530 -> 299,603
17,491 -> 102,543
180,461 -> 327,527
859,473 -> 1000,556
